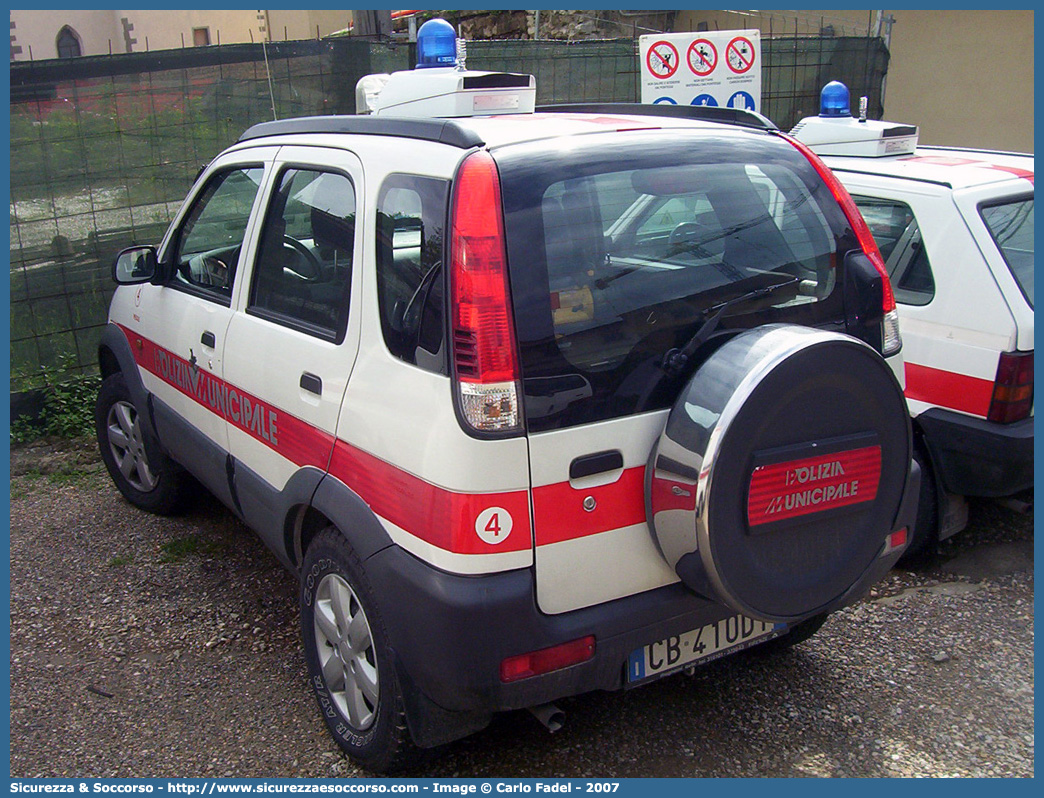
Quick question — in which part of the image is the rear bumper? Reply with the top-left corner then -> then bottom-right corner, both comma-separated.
917,408 -> 1033,497
363,456 -> 915,746
367,545 -> 735,717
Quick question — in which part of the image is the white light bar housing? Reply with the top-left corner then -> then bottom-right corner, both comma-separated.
360,68 -> 536,118
790,115 -> 919,158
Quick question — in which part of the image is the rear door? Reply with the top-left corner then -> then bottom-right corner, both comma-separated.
495,131 -> 856,615
954,183 -> 1034,352
222,146 -> 363,545
843,174 -> 1020,420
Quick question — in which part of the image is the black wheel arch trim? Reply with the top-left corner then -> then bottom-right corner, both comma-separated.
98,323 -> 176,478
98,323 -> 157,442
222,460 -> 395,572
300,474 -> 395,566
912,431 -> 946,524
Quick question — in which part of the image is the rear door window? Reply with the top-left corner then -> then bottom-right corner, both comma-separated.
853,196 -> 935,306
248,168 -> 355,342
375,175 -> 449,372
495,130 -> 858,431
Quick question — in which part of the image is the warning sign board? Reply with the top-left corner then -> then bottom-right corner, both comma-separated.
639,30 -> 761,112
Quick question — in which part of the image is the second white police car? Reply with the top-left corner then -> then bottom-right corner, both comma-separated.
793,82 -> 1033,561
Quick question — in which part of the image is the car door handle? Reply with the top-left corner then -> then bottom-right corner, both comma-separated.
201,331 -> 216,348
300,372 -> 322,396
569,450 -> 624,480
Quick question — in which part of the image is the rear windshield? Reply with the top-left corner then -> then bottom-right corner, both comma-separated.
495,130 -> 859,432
981,197 -> 1033,308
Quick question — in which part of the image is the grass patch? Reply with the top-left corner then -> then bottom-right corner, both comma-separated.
108,555 -> 133,567
11,358 -> 101,444
10,481 -> 32,500
158,535 -> 224,563
45,464 -> 95,486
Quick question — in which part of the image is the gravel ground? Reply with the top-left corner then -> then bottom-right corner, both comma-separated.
9,437 -> 1034,778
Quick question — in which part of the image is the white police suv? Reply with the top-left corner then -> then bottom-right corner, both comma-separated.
792,82 -> 1033,561
96,23 -> 919,772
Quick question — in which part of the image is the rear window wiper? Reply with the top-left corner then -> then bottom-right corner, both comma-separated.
661,276 -> 800,377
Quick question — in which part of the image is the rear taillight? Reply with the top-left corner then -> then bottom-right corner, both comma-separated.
988,351 -> 1033,423
784,134 -> 902,357
500,636 -> 596,683
449,150 -> 522,434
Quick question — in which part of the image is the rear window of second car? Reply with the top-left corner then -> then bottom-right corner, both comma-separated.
494,129 -> 859,432
981,196 -> 1034,308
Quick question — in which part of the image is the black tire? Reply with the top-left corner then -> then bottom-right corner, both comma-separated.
301,527 -> 417,774
95,372 -> 187,515
897,445 -> 939,567
747,613 -> 829,659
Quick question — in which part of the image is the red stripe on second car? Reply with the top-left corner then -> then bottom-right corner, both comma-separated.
986,165 -> 1034,184
905,362 -> 994,418
900,155 -> 1034,184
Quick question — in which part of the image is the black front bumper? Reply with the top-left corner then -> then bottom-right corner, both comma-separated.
918,408 -> 1033,497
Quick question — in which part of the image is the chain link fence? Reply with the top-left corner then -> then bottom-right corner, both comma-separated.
9,33 -> 886,393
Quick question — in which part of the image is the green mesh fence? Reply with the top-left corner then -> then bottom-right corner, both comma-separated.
9,35 -> 886,391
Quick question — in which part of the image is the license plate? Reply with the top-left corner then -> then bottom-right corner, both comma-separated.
627,615 -> 784,683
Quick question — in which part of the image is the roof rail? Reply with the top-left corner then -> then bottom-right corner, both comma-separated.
917,144 -> 1033,159
237,115 -> 485,149
536,102 -> 778,132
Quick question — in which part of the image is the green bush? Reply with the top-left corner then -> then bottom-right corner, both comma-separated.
11,367 -> 101,443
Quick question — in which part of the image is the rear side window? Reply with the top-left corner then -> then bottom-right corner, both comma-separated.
496,131 -> 858,431
853,195 -> 934,306
981,197 -> 1033,308
375,174 -> 449,372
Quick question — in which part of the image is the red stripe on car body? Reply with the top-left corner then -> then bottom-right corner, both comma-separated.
327,440 -> 532,555
117,325 -> 531,555
531,467 -> 647,545
904,361 -> 994,418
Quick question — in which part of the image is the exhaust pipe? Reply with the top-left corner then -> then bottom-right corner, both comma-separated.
527,702 -> 565,732
996,494 -> 1032,515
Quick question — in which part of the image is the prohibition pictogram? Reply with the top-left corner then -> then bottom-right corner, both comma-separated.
725,36 -> 756,74
686,38 -> 718,76
646,40 -> 680,79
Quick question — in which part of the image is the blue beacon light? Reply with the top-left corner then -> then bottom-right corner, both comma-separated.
416,18 -> 458,69
819,81 -> 851,117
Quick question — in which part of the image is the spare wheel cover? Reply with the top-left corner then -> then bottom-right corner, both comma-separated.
646,324 -> 910,623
